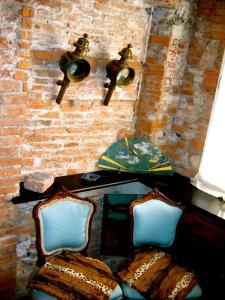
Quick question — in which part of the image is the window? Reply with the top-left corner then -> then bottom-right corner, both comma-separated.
192,50 -> 225,200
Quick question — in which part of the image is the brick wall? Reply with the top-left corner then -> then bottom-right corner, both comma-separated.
0,0 -> 224,298
136,0 -> 225,177
0,1 -> 24,298
0,0 -> 152,298
21,0 -> 149,178
172,0 -> 225,176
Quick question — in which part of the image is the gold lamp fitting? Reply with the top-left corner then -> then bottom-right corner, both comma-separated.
103,44 -> 135,106
56,33 -> 91,105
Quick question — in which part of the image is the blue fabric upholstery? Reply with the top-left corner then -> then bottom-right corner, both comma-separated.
39,196 -> 93,255
30,285 -> 123,300
110,285 -> 123,300
121,283 -> 145,299
121,283 -> 202,299
30,289 -> 57,300
186,284 -> 203,299
132,199 -> 183,247
29,193 -> 123,300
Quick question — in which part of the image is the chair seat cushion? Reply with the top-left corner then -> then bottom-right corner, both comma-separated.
28,251 -> 122,300
117,249 -> 202,300
30,286 -> 122,300
121,283 -> 202,300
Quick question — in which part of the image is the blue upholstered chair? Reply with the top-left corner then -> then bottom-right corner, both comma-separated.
28,190 -> 122,300
117,189 -> 202,300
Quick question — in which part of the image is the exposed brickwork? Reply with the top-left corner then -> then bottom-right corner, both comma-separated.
0,0 -> 224,298
135,0 -> 225,177
0,1 -> 25,298
169,0 -> 225,176
21,0 -> 148,178
0,0 -> 150,298
135,7 -> 172,135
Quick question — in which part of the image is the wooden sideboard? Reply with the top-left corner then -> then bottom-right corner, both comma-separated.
182,201 -> 225,299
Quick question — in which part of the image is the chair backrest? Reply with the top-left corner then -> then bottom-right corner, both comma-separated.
129,189 -> 184,248
33,190 -> 96,261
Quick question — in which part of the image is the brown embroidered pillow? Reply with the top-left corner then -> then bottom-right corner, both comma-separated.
28,251 -> 119,300
150,265 -> 198,300
117,248 -> 173,295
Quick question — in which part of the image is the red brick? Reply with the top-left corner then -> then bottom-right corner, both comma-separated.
2,107 -> 26,117
202,78 -> 218,93
0,36 -> 8,48
197,8 -> 210,17
16,51 -> 32,59
210,23 -> 225,32
32,50 -> 61,61
22,6 -> 33,18
20,31 -> 26,40
0,118 -> 25,127
214,8 -> 225,16
27,31 -> 32,40
166,150 -> 180,160
0,148 -> 19,156
0,70 -> 10,78
13,70 -> 28,81
0,128 -> 22,135
199,0 -> 214,9
0,186 -> 18,195
187,56 -> 199,65
0,177 -> 19,186
171,124 -> 183,134
204,68 -> 220,78
181,88 -> 193,95
19,41 -> 30,49
21,19 -> 32,29
39,112 -> 60,119
0,81 -> 21,92
0,170 -> 19,179
172,87 -> 181,94
3,95 -> 28,104
208,15 -> 225,23
150,35 -> 170,46
22,82 -> 29,92
28,99 -> 50,109
0,158 -> 21,166
167,105 -> 177,114
190,138 -> 205,151
183,72 -> 194,81
17,60 -> 30,70
189,38 -> 201,49
188,49 -> 203,57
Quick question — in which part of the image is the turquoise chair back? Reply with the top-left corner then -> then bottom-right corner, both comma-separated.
33,190 -> 96,260
130,189 -> 184,248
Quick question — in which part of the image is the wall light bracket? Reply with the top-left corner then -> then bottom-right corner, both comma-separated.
103,44 -> 135,106
56,33 -> 91,105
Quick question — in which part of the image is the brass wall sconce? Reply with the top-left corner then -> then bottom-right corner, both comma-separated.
56,33 -> 91,104
103,44 -> 135,106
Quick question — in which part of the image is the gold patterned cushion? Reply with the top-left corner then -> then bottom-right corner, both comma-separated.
28,251 -> 119,300
117,248 -> 198,300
